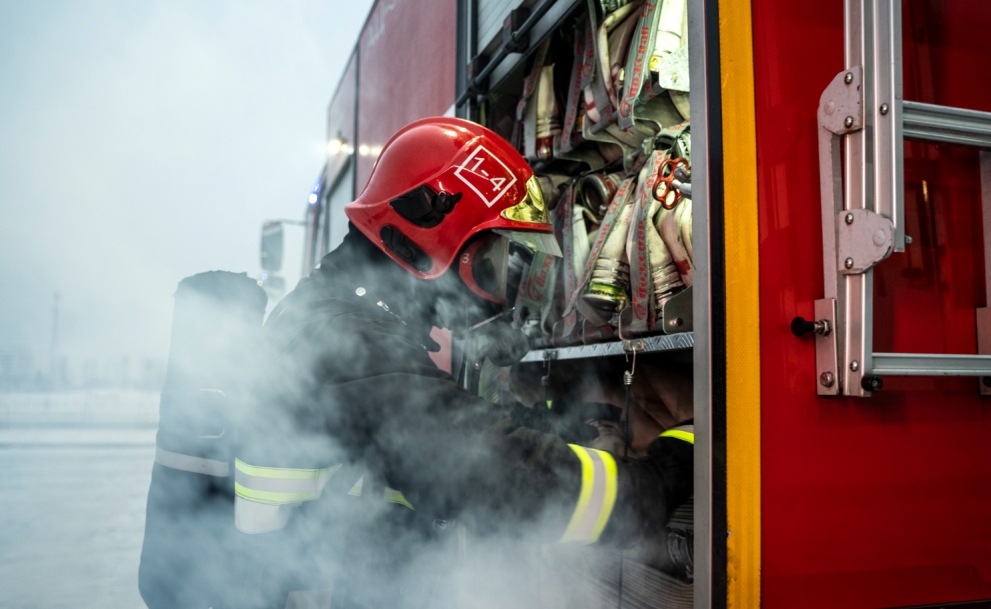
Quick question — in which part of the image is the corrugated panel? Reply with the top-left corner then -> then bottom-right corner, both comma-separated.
477,0 -> 525,54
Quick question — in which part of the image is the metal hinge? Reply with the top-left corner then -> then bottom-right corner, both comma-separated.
836,209 -> 894,274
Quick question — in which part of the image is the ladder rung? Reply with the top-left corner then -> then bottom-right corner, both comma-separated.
872,352 -> 991,376
903,101 -> 991,148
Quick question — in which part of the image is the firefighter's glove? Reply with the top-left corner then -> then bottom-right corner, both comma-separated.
607,433 -> 694,547
473,322 -> 531,367
482,413 -> 572,469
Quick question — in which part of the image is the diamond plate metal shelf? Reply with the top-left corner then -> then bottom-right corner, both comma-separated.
519,332 -> 694,363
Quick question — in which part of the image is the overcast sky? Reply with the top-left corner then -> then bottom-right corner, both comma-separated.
0,0 -> 373,371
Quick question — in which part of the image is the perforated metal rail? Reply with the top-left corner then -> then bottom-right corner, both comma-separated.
520,332 -> 694,363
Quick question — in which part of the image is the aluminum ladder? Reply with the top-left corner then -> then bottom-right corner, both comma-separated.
803,0 -> 991,396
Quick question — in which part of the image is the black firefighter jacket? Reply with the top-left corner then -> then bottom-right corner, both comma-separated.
230,266 -> 694,608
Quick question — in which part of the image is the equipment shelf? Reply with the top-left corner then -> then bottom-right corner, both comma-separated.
519,332 -> 694,363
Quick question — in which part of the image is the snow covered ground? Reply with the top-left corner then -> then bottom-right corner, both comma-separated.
0,389 -> 159,426
0,391 -> 158,609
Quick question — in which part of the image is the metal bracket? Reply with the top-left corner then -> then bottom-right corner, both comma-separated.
814,298 -> 840,395
662,285 -> 694,333
623,339 -> 646,353
542,349 -> 559,361
837,209 -> 894,274
819,66 -> 863,135
817,64 -> 870,396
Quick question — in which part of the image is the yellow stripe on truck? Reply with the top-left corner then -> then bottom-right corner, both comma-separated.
719,0 -> 762,601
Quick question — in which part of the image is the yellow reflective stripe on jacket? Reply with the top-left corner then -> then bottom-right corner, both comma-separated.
234,459 -> 341,505
660,430 -> 695,444
383,487 -> 415,510
559,445 -> 617,544
659,424 -> 695,445
345,477 -> 414,510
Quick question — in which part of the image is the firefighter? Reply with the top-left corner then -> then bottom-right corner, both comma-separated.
232,117 -> 694,609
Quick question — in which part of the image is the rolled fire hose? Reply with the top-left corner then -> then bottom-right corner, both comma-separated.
654,136 -> 694,285
597,1 -> 642,109
583,194 -> 635,315
651,0 -> 687,61
571,205 -> 593,278
656,196 -> 693,287
573,172 -> 620,276
525,63 -> 560,161
608,9 -> 641,96
641,0 -> 689,121
677,197 -> 692,262
622,152 -> 684,335
516,40 -> 551,154
642,180 -> 686,313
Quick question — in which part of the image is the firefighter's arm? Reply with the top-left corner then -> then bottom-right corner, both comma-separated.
492,420 -> 694,546
325,372 -> 693,546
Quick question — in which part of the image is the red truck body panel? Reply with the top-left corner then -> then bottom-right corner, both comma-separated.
326,53 -> 357,186
754,1 -> 991,606
355,0 -> 458,194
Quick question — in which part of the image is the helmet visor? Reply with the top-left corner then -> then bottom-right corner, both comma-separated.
459,234 -> 510,304
501,175 -> 548,224
496,176 -> 562,257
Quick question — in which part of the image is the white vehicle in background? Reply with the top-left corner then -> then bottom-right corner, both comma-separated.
258,217 -> 305,306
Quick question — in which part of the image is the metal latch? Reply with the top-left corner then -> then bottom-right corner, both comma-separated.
623,339 -> 646,353
837,209 -> 894,274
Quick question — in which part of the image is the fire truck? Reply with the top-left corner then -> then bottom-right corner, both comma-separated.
267,0 -> 991,607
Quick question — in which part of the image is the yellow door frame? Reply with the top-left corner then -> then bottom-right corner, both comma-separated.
718,0 -> 761,606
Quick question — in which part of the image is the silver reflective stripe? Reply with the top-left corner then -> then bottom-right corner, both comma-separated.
235,496 -> 294,534
155,447 -> 230,477
235,471 -> 330,495
566,447 -> 606,541
233,459 -> 341,505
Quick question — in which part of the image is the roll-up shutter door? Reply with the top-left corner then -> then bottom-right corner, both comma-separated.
477,0 -> 526,55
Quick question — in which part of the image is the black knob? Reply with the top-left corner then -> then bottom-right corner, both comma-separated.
861,375 -> 883,392
791,317 -> 816,337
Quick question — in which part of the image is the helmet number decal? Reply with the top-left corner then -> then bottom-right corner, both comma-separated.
453,145 -> 518,208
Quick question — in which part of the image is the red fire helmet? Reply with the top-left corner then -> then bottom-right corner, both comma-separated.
344,117 -> 560,295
